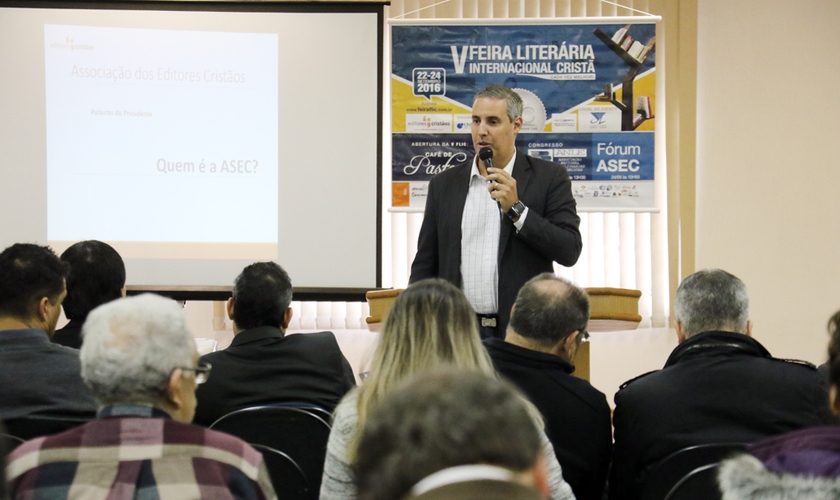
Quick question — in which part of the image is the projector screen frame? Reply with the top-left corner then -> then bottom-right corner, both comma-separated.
0,0 -> 386,303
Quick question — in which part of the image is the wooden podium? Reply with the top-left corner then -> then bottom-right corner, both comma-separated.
365,287 -> 642,381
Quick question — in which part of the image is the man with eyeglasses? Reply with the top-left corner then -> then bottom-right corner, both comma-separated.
6,293 -> 277,500
483,273 -> 612,500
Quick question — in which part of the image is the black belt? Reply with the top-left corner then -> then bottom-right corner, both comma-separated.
476,313 -> 498,328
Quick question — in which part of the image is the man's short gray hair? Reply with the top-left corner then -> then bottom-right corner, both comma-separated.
674,269 -> 749,338
80,293 -> 195,406
474,84 -> 523,123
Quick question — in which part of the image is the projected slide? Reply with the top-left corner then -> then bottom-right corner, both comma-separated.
44,24 -> 278,257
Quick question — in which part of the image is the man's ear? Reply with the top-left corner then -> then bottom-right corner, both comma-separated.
282,307 -> 293,330
164,369 -> 185,411
744,320 -> 753,337
36,296 -> 51,323
226,297 -> 235,321
563,331 -> 579,354
512,115 -> 523,134
509,304 -> 516,321
675,321 -> 687,343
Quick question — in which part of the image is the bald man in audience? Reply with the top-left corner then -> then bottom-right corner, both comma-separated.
609,269 -> 832,500
0,243 -> 96,423
193,261 -> 355,427
484,273 -> 611,500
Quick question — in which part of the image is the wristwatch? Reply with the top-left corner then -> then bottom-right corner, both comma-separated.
506,201 -> 526,220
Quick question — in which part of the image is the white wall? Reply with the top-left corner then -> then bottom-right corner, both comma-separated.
696,0 -> 840,363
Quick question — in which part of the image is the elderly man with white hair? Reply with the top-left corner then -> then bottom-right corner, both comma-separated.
6,294 -> 277,500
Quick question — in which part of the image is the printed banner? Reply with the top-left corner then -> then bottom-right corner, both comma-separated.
390,21 -> 657,211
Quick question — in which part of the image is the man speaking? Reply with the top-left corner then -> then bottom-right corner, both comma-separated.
410,84 -> 582,338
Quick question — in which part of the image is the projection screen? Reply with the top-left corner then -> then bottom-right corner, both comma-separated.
0,1 -> 383,299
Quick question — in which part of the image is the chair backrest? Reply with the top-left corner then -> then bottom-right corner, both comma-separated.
4,414 -> 92,441
209,406 -> 331,499
664,463 -> 723,500
639,443 -> 747,500
1,432 -> 25,454
266,402 -> 334,425
251,444 -> 310,500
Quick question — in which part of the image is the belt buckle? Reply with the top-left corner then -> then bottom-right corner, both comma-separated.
481,317 -> 497,328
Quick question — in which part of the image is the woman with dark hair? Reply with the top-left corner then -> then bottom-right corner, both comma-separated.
718,311 -> 840,499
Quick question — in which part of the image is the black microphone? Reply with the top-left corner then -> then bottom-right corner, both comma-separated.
479,147 -> 502,210
478,147 -> 494,171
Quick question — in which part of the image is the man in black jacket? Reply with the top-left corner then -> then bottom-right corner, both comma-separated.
609,269 -> 831,500
193,261 -> 355,427
484,273 -> 611,500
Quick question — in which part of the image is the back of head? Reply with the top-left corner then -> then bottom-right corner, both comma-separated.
474,84 -> 523,122
509,273 -> 589,348
0,243 -> 68,321
367,278 -> 493,392
80,293 -> 194,407
355,370 -> 542,500
674,269 -> 749,338
356,279 -> 495,442
60,240 -> 126,321
231,261 -> 292,330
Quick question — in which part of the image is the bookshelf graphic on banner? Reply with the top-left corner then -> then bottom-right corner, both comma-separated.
593,24 -> 656,131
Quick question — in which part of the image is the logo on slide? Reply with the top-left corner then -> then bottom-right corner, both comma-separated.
49,36 -> 94,52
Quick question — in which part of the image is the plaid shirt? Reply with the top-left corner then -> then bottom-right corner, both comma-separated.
6,405 -> 277,500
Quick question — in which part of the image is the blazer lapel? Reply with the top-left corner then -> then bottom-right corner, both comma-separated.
498,151 -> 532,265
445,162 -> 472,286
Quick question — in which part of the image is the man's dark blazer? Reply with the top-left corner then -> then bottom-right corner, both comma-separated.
410,151 -> 582,332
484,338 -> 612,500
193,326 -> 356,427
609,331 -> 832,500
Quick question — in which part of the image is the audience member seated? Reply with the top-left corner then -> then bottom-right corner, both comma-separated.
484,273 -> 612,500
193,262 -> 355,427
6,294 -> 276,500
52,240 -> 126,349
718,309 -> 840,499
319,278 -> 574,500
610,269 -> 832,500
355,370 -> 550,500
0,243 -> 96,423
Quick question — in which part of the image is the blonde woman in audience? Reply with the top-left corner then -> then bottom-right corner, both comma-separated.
319,278 -> 575,500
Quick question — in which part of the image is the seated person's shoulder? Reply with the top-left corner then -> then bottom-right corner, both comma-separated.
168,420 -> 264,460
286,330 -> 341,347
